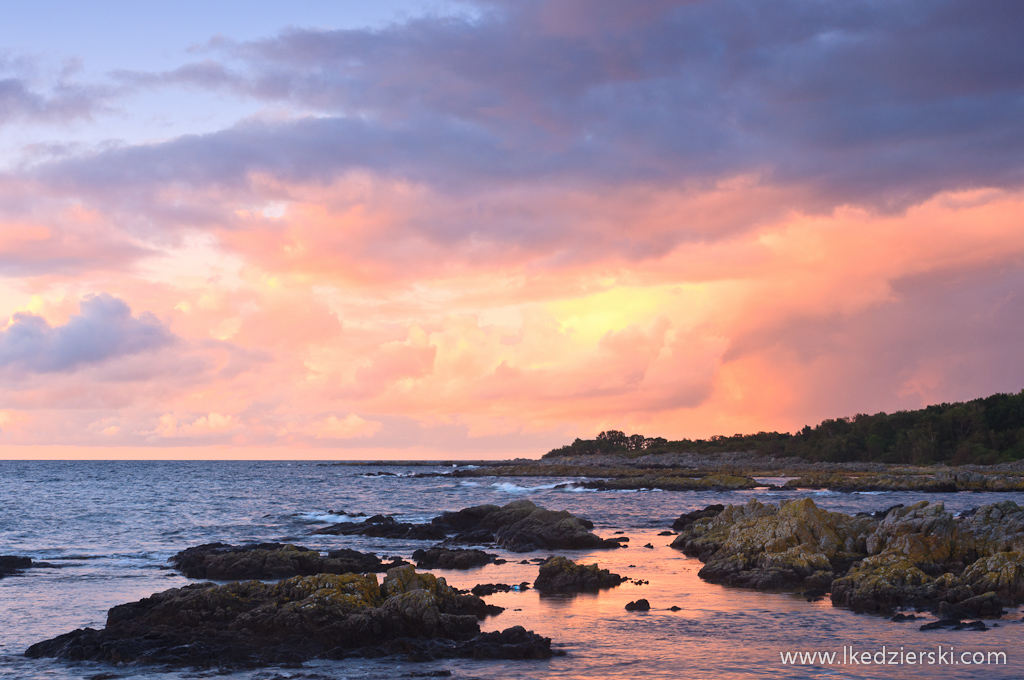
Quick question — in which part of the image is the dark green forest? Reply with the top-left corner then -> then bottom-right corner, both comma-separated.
544,390 -> 1024,465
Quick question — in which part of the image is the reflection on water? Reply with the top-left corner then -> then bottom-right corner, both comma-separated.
1,460 -> 1021,679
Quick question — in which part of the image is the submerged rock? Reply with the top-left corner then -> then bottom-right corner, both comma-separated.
25,565 -> 542,667
413,547 -> 501,570
671,498 -> 1024,618
533,556 -> 623,592
169,543 -> 407,579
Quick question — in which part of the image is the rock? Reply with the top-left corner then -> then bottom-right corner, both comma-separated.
658,531 -> 676,536
315,501 -> 618,553
315,515 -> 448,541
0,555 -> 33,577
435,500 -> 621,552
643,543 -> 654,549
671,498 -> 874,591
624,599 -> 650,611
471,583 -> 530,596
668,605 -> 682,611
169,543 -> 407,579
533,556 -> 623,592
938,592 -> 1004,619
890,613 -> 919,621
672,497 -> 1024,619
26,566 -> 536,667
413,547 -> 499,570
671,505 -> 725,531
920,618 -> 964,630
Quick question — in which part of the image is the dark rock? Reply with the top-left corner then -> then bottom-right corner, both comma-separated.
471,582 -> 530,596
658,531 -> 676,536
625,599 -> 650,611
168,543 -> 407,580
890,613 -> 919,621
533,556 -> 623,592
920,618 -> 963,630
0,555 -> 33,577
803,588 -> 827,601
643,543 -> 654,549
315,515 -> 448,541
671,505 -> 725,531
26,566 -> 541,667
413,547 -> 499,570
436,500 -> 622,552
938,592 -> 1004,620
669,605 -> 682,611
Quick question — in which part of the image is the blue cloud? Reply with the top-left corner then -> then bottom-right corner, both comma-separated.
0,294 -> 174,372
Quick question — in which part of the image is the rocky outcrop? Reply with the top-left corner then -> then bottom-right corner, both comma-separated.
413,547 -> 502,569
434,500 -> 621,552
315,515 -> 448,541
671,498 -> 874,591
314,501 -> 617,552
533,556 -> 623,592
671,498 -> 1024,618
624,599 -> 650,611
169,543 -> 407,579
26,565 -> 546,667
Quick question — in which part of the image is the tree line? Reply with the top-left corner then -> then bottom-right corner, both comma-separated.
543,390 -> 1024,465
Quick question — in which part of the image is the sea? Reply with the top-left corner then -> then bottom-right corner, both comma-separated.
1,460 -> 1022,680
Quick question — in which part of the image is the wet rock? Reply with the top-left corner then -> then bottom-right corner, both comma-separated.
668,605 -> 682,611
533,556 -> 623,592
625,599 -> 650,611
471,582 -> 530,596
315,515 -> 448,541
890,613 -> 919,621
643,543 -> 654,549
658,531 -> 676,536
413,547 -> 500,570
435,500 -> 621,552
938,592 -> 1004,620
671,505 -> 725,531
26,565 -> 538,667
169,543 -> 407,580
0,555 -> 34,577
920,618 -> 964,630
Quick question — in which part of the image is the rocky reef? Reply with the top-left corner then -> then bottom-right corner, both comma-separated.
316,500 -> 620,552
670,498 -> 1024,617
26,565 -> 552,667
169,543 -> 408,580
533,556 -> 623,592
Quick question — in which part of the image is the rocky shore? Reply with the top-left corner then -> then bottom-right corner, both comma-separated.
342,454 -> 1024,493
669,498 -> 1024,618
26,565 -> 553,666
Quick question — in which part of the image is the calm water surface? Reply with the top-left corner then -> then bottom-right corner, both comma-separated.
1,461 -> 1022,679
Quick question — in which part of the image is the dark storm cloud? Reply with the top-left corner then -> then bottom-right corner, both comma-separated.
36,0 -> 1024,210
0,294 -> 174,373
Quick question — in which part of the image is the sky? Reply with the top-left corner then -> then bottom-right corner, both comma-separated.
1,0 -> 1023,459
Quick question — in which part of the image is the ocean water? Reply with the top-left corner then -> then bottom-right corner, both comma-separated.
1,460 -> 1022,680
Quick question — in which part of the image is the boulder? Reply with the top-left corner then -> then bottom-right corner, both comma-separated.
533,556 -> 623,592
0,555 -> 34,577
436,500 -> 621,552
624,599 -> 650,611
26,566 -> 535,667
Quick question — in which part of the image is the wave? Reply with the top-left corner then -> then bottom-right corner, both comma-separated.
292,511 -> 365,524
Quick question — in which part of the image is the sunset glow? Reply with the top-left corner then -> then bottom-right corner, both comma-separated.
1,1 -> 1022,457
